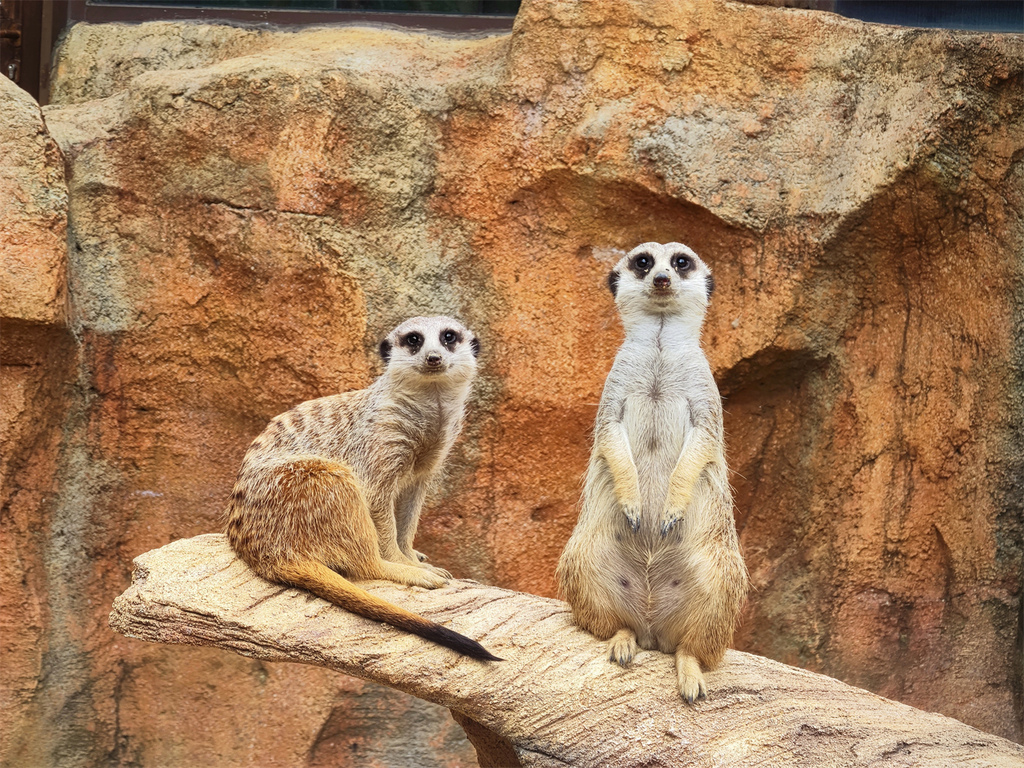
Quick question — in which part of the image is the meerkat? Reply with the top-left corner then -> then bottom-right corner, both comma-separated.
226,316 -> 500,661
557,242 -> 747,702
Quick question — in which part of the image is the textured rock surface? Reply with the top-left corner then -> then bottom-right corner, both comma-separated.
0,73 -> 74,765
2,0 -> 1021,764
0,74 -> 67,324
109,535 -> 1024,767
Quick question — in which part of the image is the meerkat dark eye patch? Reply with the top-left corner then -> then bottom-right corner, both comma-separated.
629,253 -> 653,278
401,332 -> 423,352
607,270 -> 620,297
440,329 -> 462,350
672,254 -> 693,274
705,273 -> 716,300
470,336 -> 481,357
379,339 -> 392,362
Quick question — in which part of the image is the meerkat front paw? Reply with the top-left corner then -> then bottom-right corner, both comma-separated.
676,652 -> 707,704
620,502 -> 643,532
414,549 -> 429,562
608,629 -> 639,667
661,482 -> 696,535
411,570 -> 448,589
659,507 -> 685,536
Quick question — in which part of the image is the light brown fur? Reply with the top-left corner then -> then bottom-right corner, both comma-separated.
557,242 -> 747,701
226,316 -> 499,661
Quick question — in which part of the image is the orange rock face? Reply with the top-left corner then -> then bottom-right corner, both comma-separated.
0,73 -> 74,766
2,0 -> 1021,763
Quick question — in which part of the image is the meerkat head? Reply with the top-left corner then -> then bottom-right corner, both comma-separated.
607,242 -> 714,329
379,316 -> 480,387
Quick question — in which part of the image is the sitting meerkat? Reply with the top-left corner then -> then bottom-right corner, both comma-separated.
226,316 -> 499,661
557,242 -> 747,701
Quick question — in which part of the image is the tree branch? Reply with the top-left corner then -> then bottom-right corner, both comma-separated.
109,535 -> 1023,767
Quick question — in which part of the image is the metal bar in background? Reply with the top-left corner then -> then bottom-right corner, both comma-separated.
68,1 -> 517,31
1,0 -> 24,87
2,0 -> 71,103
836,0 -> 1023,33
8,0 -> 1020,105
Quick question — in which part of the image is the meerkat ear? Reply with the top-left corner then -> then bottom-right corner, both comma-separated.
470,336 -> 481,357
607,270 -> 620,297
705,273 -> 716,301
379,338 -> 392,362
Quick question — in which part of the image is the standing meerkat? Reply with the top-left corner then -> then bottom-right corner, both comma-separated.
226,316 -> 500,661
557,242 -> 747,702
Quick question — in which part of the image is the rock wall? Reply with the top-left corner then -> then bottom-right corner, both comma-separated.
0,72 -> 76,766
2,0 -> 1021,764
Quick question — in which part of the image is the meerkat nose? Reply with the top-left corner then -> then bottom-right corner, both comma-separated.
653,273 -> 671,288
426,353 -> 443,366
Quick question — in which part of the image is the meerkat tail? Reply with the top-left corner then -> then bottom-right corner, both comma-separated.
276,559 -> 502,662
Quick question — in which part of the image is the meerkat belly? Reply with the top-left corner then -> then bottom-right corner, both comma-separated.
601,531 -> 686,650
605,520 -> 694,649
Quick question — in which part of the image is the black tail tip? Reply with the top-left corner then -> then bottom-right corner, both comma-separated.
455,635 -> 504,662
431,624 -> 503,662
474,648 -> 504,662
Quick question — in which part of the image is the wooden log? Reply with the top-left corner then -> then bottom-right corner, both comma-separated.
109,535 -> 1024,767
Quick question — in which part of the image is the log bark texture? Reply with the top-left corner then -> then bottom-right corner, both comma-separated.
109,535 -> 1024,768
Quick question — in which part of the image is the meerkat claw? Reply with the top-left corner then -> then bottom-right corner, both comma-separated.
424,563 -> 452,580
608,629 -> 638,667
660,511 -> 683,536
411,569 -> 447,589
622,504 -> 642,532
680,680 -> 706,704
677,653 -> 708,704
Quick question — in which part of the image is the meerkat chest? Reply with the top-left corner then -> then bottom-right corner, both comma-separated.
616,347 -> 699,456
391,396 -> 460,477
409,426 -> 450,475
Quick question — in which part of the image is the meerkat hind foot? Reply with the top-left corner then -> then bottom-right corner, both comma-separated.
676,652 -> 707,704
400,548 -> 451,578
376,561 -> 447,589
608,629 -> 639,667
421,562 -> 453,580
